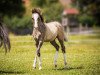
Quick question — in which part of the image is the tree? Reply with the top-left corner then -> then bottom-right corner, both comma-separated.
31,0 -> 63,22
0,0 -> 25,17
73,0 -> 100,26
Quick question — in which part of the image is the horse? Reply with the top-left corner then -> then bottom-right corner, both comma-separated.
0,18 -> 11,54
32,8 -> 67,70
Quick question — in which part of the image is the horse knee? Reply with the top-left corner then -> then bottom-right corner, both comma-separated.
62,46 -> 66,53
37,52 -> 40,57
37,51 -> 40,57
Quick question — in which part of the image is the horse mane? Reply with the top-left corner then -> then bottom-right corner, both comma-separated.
32,8 -> 44,22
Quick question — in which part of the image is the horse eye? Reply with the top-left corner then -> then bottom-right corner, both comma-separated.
38,18 -> 40,21
32,18 -> 35,21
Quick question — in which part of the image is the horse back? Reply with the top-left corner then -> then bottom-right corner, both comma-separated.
44,21 -> 64,41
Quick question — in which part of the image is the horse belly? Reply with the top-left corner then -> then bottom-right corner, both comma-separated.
44,33 -> 57,42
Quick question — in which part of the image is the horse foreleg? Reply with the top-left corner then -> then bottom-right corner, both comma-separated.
33,40 -> 39,69
36,40 -> 43,70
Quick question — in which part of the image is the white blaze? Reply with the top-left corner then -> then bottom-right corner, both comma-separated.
32,13 -> 39,28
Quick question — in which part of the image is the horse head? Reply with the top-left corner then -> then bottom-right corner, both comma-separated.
32,8 -> 44,28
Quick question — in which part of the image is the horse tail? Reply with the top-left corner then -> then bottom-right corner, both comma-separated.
56,22 -> 68,42
0,23 -> 11,54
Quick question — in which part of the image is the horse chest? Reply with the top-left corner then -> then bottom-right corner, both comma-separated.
32,29 -> 41,39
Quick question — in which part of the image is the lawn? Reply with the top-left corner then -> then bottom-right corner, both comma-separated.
0,34 -> 100,75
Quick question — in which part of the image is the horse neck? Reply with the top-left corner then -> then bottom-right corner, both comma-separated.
38,21 -> 46,33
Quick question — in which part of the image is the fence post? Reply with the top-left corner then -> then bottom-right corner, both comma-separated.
79,23 -> 82,33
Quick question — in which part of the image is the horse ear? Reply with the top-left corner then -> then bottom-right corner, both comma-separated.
32,8 -> 44,22
32,8 -> 42,15
32,8 -> 35,13
36,8 -> 42,15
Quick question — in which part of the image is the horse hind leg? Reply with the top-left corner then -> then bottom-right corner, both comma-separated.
58,38 -> 67,68
50,40 -> 59,68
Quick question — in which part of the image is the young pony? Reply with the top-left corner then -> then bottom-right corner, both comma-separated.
32,8 -> 67,70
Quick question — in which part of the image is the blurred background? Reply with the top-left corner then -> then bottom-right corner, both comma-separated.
0,0 -> 100,35
0,1 -> 100,74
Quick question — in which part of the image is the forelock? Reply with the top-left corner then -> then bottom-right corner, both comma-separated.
32,8 -> 44,22
32,8 -> 41,15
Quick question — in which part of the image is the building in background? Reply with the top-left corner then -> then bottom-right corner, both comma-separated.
62,8 -> 79,32
60,0 -> 80,32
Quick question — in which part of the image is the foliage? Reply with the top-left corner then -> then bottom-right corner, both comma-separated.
31,0 -> 58,7
43,3 -> 63,22
3,16 -> 32,35
0,0 -> 27,34
78,15 -> 94,27
0,0 -> 63,34
73,0 -> 100,26
31,0 -> 63,22
0,0 -> 25,17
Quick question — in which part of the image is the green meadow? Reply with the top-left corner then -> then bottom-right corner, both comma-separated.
0,34 -> 100,75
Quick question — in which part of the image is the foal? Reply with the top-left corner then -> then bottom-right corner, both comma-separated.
32,8 -> 67,70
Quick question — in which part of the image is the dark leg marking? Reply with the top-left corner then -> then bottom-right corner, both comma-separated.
50,40 -> 59,51
58,39 -> 65,53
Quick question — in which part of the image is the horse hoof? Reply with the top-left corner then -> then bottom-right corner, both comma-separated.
65,62 -> 67,65
33,67 -> 36,69
54,65 -> 57,70
39,67 -> 42,70
55,65 -> 57,68
64,64 -> 68,69
64,66 -> 67,69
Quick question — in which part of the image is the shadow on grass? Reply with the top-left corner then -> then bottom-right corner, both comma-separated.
53,66 -> 83,71
0,70 -> 25,74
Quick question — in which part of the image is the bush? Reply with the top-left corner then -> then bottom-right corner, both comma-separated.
3,0 -> 63,35
78,15 -> 95,27
3,16 -> 32,35
43,3 -> 63,22
31,0 -> 63,22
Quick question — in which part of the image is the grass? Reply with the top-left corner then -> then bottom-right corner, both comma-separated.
0,34 -> 100,75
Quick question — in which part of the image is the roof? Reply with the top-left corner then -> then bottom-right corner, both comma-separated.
63,8 -> 79,15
